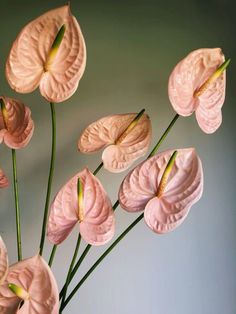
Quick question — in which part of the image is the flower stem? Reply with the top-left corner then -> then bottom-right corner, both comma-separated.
148,113 -> 179,158
93,162 -> 104,175
60,234 -> 81,311
39,102 -> 56,256
12,149 -> 22,261
48,244 -> 57,267
60,112 -> 180,310
61,213 -> 144,311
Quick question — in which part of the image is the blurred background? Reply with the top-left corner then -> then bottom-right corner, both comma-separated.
0,0 -> 235,313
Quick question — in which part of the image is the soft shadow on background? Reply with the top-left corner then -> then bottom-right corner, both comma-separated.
0,0 -> 235,313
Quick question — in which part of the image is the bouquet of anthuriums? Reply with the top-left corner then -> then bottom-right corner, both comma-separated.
0,4 -> 230,314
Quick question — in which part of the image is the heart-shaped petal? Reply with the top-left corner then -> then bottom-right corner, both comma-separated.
47,168 -> 115,245
119,148 -> 203,233
0,237 -> 8,285
0,255 -> 59,314
168,48 -> 225,129
0,170 -> 9,188
0,97 -> 34,149
78,113 -> 152,173
6,4 -> 86,103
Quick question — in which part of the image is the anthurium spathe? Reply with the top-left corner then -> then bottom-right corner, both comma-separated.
0,96 -> 34,149
119,148 -> 203,233
0,169 -> 9,188
0,237 -> 8,285
47,167 -> 115,246
0,237 -> 59,314
6,4 -> 86,103
168,48 -> 229,134
78,110 -> 152,173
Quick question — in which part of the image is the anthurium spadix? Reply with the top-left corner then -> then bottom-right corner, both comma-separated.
0,237 -> 59,313
78,110 -> 152,173
168,48 -> 229,134
0,97 -> 34,149
0,169 -> 9,188
6,4 -> 86,103
119,148 -> 203,234
47,168 -> 115,245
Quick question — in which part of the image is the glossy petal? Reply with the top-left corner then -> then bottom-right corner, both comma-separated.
119,148 -> 203,233
0,237 -> 8,285
0,169 -> 9,188
0,255 -> 59,314
6,4 -> 86,103
47,168 -> 115,245
78,113 -> 152,173
168,48 -> 225,133
0,97 -> 34,149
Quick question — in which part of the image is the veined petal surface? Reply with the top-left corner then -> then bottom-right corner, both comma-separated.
0,170 -> 9,188
78,113 -> 152,173
47,168 -> 115,245
119,148 -> 203,233
168,48 -> 225,120
0,97 -> 34,149
0,255 -> 59,314
0,237 -> 8,285
6,5 -> 86,103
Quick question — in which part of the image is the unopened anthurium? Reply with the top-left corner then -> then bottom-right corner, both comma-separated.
78,110 -> 152,173
168,48 -> 229,133
6,4 -> 86,103
47,167 -> 115,245
119,148 -> 203,233
0,237 -> 59,313
0,169 -> 9,188
0,97 -> 34,149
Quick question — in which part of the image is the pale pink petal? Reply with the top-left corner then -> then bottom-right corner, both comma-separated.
0,170 -> 9,188
6,4 -> 86,103
196,91 -> 225,134
144,198 -> 190,234
79,169 -> 115,245
144,148 -> 203,233
47,168 -> 115,245
168,48 -> 225,117
0,237 -> 8,284
47,172 -> 80,245
119,148 -> 203,233
79,113 -> 151,173
78,114 -> 138,153
0,255 -> 59,314
0,97 -> 34,149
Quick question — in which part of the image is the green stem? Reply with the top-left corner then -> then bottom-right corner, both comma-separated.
12,149 -> 22,261
60,234 -> 81,311
148,113 -> 179,158
61,213 -> 144,311
59,200 -> 120,300
48,244 -> 57,267
60,112 -> 180,310
93,162 -> 104,176
39,102 -> 56,256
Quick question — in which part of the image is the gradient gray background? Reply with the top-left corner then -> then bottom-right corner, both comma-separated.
0,0 -> 235,313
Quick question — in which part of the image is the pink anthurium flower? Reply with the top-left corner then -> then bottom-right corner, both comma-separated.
78,109 -> 152,173
0,96 -> 34,149
168,48 -> 229,134
0,236 -> 59,314
47,167 -> 115,246
6,4 -> 86,103
0,169 -> 9,188
119,148 -> 203,234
